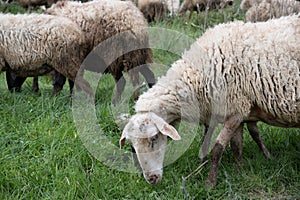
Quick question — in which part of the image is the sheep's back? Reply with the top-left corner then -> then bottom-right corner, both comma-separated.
46,0 -> 148,51
183,15 -> 300,122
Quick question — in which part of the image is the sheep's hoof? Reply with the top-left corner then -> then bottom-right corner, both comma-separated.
201,156 -> 208,164
263,149 -> 272,160
204,178 -> 217,189
53,84 -> 64,95
32,86 -> 39,93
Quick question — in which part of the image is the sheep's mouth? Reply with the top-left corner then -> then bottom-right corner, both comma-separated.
143,169 -> 163,185
145,173 -> 162,185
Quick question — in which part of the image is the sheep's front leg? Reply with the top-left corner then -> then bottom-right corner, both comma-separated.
52,71 -> 66,95
113,74 -> 126,105
5,65 -> 26,92
128,68 -> 140,101
205,115 -> 242,187
32,76 -> 39,92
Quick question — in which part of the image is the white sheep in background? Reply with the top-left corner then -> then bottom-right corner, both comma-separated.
134,0 -> 180,21
165,0 -> 180,15
240,0 -> 300,22
179,0 -> 234,17
0,13 -> 93,97
120,14 -> 300,187
240,0 -> 263,10
137,0 -> 168,22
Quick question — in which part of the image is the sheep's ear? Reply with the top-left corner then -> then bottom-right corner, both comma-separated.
119,131 -> 126,148
150,113 -> 181,140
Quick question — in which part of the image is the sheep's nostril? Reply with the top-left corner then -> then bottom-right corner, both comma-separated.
148,174 -> 161,185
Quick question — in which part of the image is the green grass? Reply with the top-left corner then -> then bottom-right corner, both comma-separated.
0,1 -> 300,199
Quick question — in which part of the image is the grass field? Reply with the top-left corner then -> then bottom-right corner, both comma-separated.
0,1 -> 300,199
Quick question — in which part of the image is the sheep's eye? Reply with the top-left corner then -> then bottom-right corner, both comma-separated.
150,135 -> 158,142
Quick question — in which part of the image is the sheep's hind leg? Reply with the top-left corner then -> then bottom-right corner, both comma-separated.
139,65 -> 155,88
74,76 -> 94,102
205,114 -> 242,188
68,79 -> 75,94
247,122 -> 271,159
71,69 -> 94,102
52,72 -> 74,95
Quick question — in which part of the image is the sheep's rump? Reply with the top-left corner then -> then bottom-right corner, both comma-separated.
0,13 -> 85,79
181,15 -> 300,124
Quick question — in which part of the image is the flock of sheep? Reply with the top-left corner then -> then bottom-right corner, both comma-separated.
1,0 -> 299,189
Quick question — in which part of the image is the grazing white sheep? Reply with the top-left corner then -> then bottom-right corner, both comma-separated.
165,0 -> 180,15
179,0 -> 234,16
240,0 -> 263,10
244,0 -> 300,22
134,0 -> 180,21
15,0 -> 55,9
0,13 -> 93,97
120,14 -> 300,187
137,0 -> 168,22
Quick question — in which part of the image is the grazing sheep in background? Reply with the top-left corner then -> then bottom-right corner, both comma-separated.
165,0 -> 180,16
15,0 -> 55,9
10,0 -> 155,103
12,0 -> 88,10
137,0 -> 168,22
120,14 -> 299,187
0,13 -> 93,97
179,0 -> 234,17
240,0 -> 263,10
132,0 -> 180,21
243,0 -> 300,22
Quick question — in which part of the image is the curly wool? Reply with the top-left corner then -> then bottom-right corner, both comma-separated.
0,13 -> 85,80
46,1 -> 153,74
136,14 -> 300,126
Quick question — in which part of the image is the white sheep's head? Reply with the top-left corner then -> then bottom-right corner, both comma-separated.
120,112 -> 181,185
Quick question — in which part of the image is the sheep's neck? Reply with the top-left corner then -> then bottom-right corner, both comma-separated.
135,65 -> 211,125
